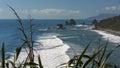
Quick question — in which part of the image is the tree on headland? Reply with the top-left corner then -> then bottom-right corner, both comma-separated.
92,19 -> 98,29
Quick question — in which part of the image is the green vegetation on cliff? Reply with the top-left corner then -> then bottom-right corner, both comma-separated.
97,15 -> 120,31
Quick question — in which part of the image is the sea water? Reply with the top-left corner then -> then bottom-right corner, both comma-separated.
0,19 -> 120,67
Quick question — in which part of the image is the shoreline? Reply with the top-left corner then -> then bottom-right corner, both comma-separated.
91,28 -> 120,44
91,28 -> 120,67
95,28 -> 120,36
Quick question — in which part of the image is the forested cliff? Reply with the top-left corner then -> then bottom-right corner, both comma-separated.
97,15 -> 120,31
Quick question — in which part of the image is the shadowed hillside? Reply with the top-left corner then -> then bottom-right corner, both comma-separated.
97,15 -> 120,31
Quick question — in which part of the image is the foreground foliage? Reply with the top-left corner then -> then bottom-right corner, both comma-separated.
65,42 -> 120,68
0,41 -> 119,68
0,6 -> 43,68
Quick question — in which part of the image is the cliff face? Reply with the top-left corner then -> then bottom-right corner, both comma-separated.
97,15 -> 120,31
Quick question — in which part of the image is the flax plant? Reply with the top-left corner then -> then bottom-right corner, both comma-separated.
0,6 -> 43,68
65,42 -> 120,68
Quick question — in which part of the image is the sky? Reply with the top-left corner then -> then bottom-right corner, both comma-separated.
0,0 -> 120,19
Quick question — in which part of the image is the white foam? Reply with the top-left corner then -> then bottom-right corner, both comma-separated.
74,25 -> 94,30
92,30 -> 120,44
75,24 -> 84,27
38,28 -> 48,31
9,36 -> 70,68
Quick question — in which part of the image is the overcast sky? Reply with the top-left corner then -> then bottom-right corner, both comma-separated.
0,0 -> 120,19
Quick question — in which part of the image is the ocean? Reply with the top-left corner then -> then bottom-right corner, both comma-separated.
0,19 -> 120,67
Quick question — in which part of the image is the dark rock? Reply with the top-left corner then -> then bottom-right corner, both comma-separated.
56,24 -> 63,29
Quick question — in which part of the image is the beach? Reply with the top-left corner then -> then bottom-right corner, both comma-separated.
92,29 -> 120,44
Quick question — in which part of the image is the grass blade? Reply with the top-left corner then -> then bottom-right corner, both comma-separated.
98,44 -> 107,66
7,60 -> 16,68
74,42 -> 91,68
24,62 -> 38,67
14,42 -> 26,62
1,42 -> 5,68
7,5 -> 22,25
82,45 -> 105,68
114,64 -> 118,68
38,54 -> 43,68
15,46 -> 22,62
99,44 -> 120,68
99,50 -> 114,68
